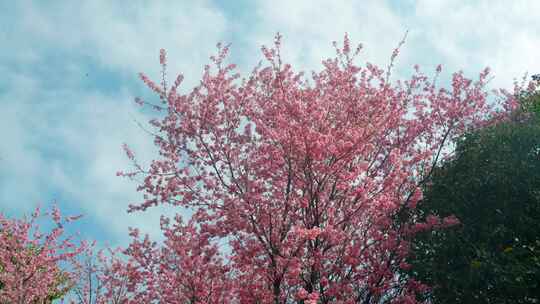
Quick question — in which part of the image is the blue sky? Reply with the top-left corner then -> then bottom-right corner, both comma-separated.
1,1 -> 539,247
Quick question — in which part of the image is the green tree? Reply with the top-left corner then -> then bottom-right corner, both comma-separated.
408,94 -> 540,303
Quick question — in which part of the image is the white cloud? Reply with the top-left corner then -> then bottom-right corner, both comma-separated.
0,0 -> 229,244
241,0 -> 539,90
0,70 -> 169,243
0,70 -> 50,211
245,0 -> 407,74
410,1 -> 540,88
11,1 -> 228,88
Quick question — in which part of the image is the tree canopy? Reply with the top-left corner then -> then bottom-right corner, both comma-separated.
102,35 -> 521,303
409,92 -> 540,303
0,207 -> 85,304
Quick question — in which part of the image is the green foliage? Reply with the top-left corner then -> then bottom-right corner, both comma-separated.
520,91 -> 540,119
408,111 -> 540,303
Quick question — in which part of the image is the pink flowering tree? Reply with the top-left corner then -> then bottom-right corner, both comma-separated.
68,217 -> 233,304
111,34 -> 519,303
68,245 -> 136,304
0,206 -> 86,304
97,215 -> 234,304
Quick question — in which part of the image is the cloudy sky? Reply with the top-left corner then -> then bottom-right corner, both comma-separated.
1,1 -> 539,247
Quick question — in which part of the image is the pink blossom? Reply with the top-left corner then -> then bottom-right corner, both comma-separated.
159,48 -> 167,65
106,33 -> 525,303
0,207 -> 85,303
442,215 -> 461,227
